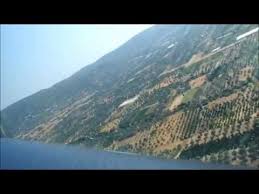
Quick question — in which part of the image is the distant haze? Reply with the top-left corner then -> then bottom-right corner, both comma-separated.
1,24 -> 153,110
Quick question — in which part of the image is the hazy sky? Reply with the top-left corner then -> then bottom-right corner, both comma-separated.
1,24 -> 153,110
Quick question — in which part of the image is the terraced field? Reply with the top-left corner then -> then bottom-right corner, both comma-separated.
108,31 -> 259,168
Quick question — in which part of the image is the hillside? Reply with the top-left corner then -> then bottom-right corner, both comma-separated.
1,24 -> 259,168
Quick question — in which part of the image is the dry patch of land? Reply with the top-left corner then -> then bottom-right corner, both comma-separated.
100,119 -> 120,133
110,111 -> 186,154
184,52 -> 204,68
189,75 -> 207,88
109,111 -> 256,160
159,76 -> 177,88
208,92 -> 240,110
169,94 -> 184,111
19,93 -> 94,141
147,76 -> 180,94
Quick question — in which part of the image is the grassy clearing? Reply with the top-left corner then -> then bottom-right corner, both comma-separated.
255,81 -> 259,89
182,88 -> 199,103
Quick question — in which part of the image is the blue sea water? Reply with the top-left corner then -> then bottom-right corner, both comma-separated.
0,138 -> 249,170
